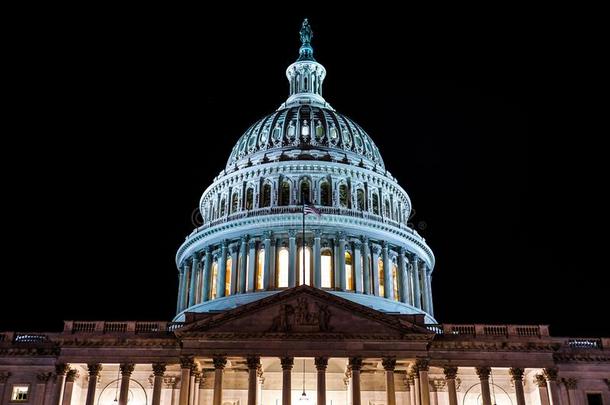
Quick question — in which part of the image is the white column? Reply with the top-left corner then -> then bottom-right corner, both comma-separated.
382,243 -> 392,299
84,364 -> 101,405
239,236 -> 248,293
411,256 -> 421,309
443,367 -> 458,405
198,374 -> 206,405
288,230 -> 297,287
535,375 -> 551,405
188,253 -> 200,307
247,356 -> 260,405
213,356 -> 227,405
383,358 -> 397,405
313,229 -> 322,288
248,239 -> 257,291
269,238 -> 277,289
217,241 -> 228,298
61,369 -> 78,405
151,364 -> 165,405
362,237 -> 371,294
263,232 -> 272,289
353,240 -> 363,293
417,360 -> 431,405
315,357 -> 328,405
230,244 -> 239,295
118,364 -> 134,405
476,367 -> 492,405
179,358 -> 192,405
338,232 -> 346,290
544,369 -> 562,405
510,368 -> 526,405
51,365 -> 68,405
179,262 -> 190,311
281,357 -> 294,405
371,244 -> 381,296
349,357 -> 363,405
202,247 -> 213,301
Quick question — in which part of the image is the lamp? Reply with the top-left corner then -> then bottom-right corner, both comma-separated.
113,368 -> 120,403
299,358 -> 309,402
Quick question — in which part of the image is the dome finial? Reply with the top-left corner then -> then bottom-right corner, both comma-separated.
298,18 -> 315,61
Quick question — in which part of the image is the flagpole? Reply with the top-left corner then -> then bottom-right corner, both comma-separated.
302,198 -> 306,286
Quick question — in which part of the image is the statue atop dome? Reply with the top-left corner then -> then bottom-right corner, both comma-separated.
300,18 -> 313,45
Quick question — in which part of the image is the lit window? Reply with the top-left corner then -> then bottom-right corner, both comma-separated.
231,193 -> 239,214
299,180 -> 311,204
320,180 -> 331,206
321,249 -> 333,288
225,257 -> 232,296
277,248 -> 289,287
280,181 -> 291,206
11,385 -> 29,402
345,251 -> 354,290
210,261 -> 218,299
256,248 -> 265,290
378,258 -> 385,297
298,247 -> 311,285
301,120 -> 310,136
245,188 -> 254,210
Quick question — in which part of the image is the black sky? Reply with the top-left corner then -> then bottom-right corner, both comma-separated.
2,10 -> 605,337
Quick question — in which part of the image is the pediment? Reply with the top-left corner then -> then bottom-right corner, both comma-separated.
176,285 -> 432,339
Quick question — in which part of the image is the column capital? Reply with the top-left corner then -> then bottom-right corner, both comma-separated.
221,240 -> 228,249
543,368 -> 558,381
337,231 -> 346,241
246,356 -> 261,370
314,356 -> 328,370
288,229 -> 298,238
352,239 -> 362,248
66,369 -> 79,382
240,235 -> 248,243
263,230 -> 273,240
249,239 -> 257,248
199,374 -> 207,388
313,228 -> 322,238
36,372 -> 53,383
180,356 -> 195,369
55,363 -> 70,376
152,363 -> 166,377
371,244 -> 381,255
382,357 -> 396,371
509,367 -> 524,381
0,371 -> 10,383
443,366 -> 458,379
205,245 -> 213,254
475,366 -> 491,379
361,236 -> 369,245
229,243 -> 240,254
533,374 -> 547,387
349,357 -> 363,371
280,356 -> 294,370
213,356 -> 227,370
87,363 -> 103,376
414,359 -> 429,372
563,378 -> 577,390
120,363 -> 135,376
406,371 -> 416,383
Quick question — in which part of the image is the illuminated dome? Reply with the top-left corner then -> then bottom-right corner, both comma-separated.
175,19 -> 436,323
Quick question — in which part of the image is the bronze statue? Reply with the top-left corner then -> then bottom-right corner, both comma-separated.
300,18 -> 313,45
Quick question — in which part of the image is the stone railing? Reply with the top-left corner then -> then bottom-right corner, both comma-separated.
567,338 -> 604,350
427,324 -> 550,337
63,321 -> 186,334
0,332 -> 52,344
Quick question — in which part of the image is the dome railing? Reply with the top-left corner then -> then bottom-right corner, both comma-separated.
191,205 -> 419,236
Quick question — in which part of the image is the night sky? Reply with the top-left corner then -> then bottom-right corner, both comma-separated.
3,11 -> 605,337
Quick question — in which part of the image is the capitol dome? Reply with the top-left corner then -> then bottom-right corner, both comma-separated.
174,19 -> 436,323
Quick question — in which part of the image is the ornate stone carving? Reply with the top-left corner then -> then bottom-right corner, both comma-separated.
263,230 -> 273,240
66,369 -> 79,382
180,356 -> 195,369
280,356 -> 294,370
163,376 -> 177,388
120,363 -> 135,376
431,379 -> 446,391
288,229 -> 298,238
229,244 -> 240,254
475,366 -> 491,379
382,357 -> 396,371
349,357 -> 363,370
543,368 -> 558,381
37,372 -> 52,382
85,364 -> 102,378
249,239 -> 257,249
509,367 -> 524,381
55,363 -> 70,376
0,371 -> 11,383
269,297 -> 332,332
213,356 -> 227,369
443,366 -> 458,379
534,374 -> 547,387
246,356 -> 261,370
563,378 -> 578,389
152,363 -> 166,376
414,359 -> 429,372
313,229 -> 322,238
199,374 -> 206,388
314,356 -> 328,370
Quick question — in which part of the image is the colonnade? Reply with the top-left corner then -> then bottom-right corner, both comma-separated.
177,230 -> 434,317
44,359 -> 566,405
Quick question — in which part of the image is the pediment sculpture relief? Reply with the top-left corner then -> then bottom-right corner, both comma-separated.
270,297 -> 332,332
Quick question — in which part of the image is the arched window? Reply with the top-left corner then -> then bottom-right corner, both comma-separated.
378,258 -> 385,297
321,249 -> 333,288
299,179 -> 311,204
339,184 -> 350,208
304,76 -> 308,91
320,180 -> 331,206
384,199 -> 391,218
210,260 -> 218,300
277,247 -> 289,288
345,251 -> 354,291
279,180 -> 291,206
231,193 -> 239,214
372,193 -> 380,215
392,261 -> 399,301
357,189 -> 365,211
225,257 -> 232,296
220,198 -> 226,217
261,183 -> 271,208
298,246 -> 312,285
245,188 -> 254,210
256,248 -> 265,290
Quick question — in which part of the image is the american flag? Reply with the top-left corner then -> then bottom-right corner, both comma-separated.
303,203 -> 321,217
